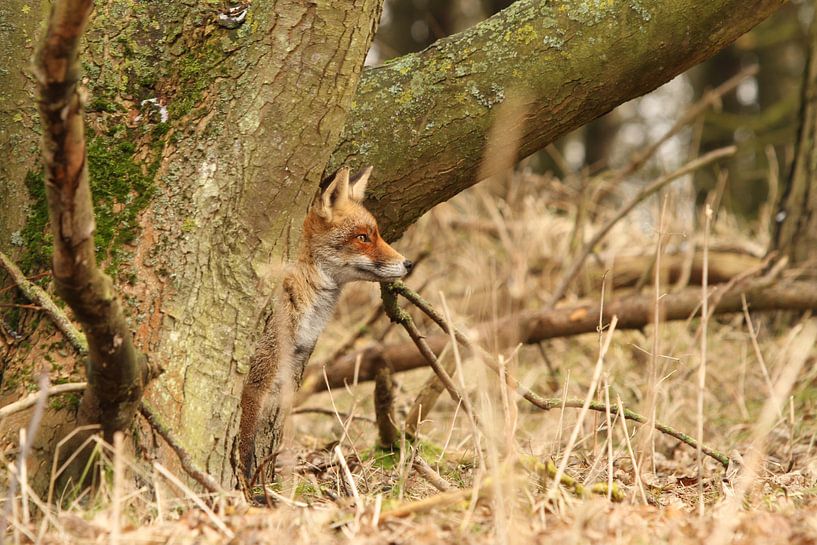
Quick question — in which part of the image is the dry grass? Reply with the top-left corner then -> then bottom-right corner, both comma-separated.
4,168 -> 817,544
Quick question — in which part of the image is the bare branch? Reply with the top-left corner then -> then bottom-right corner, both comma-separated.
34,0 -> 149,438
0,382 -> 86,419
139,404 -> 225,495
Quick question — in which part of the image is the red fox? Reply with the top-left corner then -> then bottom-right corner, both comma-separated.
237,166 -> 412,489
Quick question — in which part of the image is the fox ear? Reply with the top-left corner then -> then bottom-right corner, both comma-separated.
348,166 -> 372,202
316,167 -> 350,219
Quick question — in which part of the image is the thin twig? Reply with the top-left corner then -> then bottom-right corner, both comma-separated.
380,283 -> 475,423
392,282 -> 732,467
0,251 -> 87,354
1,374 -> 49,545
549,146 -> 736,306
291,407 -> 375,423
139,404 -> 225,495
0,382 -> 87,419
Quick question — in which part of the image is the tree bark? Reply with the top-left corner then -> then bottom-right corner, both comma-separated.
135,1 -> 384,487
773,8 -> 817,266
331,0 -> 786,240
0,0 -> 47,257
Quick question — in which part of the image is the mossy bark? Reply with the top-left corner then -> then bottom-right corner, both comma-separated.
135,1 -> 384,486
0,0 -> 50,256
331,0 -> 786,240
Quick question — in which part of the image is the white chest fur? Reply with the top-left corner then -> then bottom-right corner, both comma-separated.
293,287 -> 340,359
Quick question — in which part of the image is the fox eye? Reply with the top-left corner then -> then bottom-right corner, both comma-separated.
355,233 -> 370,243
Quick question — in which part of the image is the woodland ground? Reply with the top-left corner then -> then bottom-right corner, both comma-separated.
4,166 -> 817,544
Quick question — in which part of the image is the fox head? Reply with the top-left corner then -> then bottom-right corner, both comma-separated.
303,166 -> 412,285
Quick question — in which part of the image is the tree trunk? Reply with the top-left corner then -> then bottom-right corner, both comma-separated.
773,8 -> 817,266
0,0 -> 785,492
0,0 -> 48,258
134,2 -> 384,487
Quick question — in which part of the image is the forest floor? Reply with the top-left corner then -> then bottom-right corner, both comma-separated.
6,169 -> 817,544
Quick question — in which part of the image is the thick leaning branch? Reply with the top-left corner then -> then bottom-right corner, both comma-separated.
331,0 -> 785,239
306,279 -> 817,393
34,0 -> 149,439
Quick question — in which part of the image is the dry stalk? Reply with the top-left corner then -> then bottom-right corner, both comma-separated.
153,462 -> 234,539
112,432 -> 124,545
393,282 -> 732,467
1,374 -> 49,545
697,205 -> 713,517
741,293 -> 775,398
548,316 -> 618,499
616,395 -> 648,504
549,146 -> 737,306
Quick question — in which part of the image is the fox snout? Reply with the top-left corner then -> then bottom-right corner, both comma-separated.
362,244 -> 411,282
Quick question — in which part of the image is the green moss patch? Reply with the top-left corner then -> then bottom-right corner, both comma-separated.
19,127 -> 156,280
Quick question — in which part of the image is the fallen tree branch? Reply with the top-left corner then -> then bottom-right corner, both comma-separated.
579,250 -> 763,292
0,252 -> 87,354
412,456 -> 452,492
307,279 -> 816,394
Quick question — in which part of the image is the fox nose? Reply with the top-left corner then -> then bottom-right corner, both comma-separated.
403,260 -> 414,273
